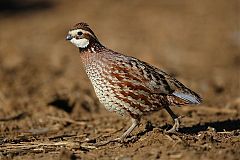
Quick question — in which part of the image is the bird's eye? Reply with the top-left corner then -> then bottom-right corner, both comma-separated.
77,31 -> 83,36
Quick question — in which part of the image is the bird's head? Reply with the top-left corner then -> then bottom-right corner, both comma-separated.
66,22 -> 100,50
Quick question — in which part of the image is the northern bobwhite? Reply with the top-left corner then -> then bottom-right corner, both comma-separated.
66,22 -> 202,142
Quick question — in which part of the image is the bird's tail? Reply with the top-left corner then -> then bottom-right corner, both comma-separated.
168,91 -> 202,106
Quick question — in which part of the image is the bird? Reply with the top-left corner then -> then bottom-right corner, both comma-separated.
66,22 -> 202,143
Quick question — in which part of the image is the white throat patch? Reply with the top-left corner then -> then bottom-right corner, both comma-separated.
70,38 -> 89,48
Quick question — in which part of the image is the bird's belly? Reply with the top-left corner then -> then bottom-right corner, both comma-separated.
85,65 -> 166,117
90,79 -> 165,116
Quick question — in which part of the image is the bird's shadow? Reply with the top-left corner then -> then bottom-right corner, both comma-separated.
136,119 -> 240,138
178,119 -> 240,134
87,119 -> 240,146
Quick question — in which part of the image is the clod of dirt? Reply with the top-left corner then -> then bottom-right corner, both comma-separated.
48,95 -> 75,113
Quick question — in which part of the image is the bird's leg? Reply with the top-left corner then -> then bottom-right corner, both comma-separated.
164,106 -> 180,133
115,117 -> 140,142
94,118 -> 140,147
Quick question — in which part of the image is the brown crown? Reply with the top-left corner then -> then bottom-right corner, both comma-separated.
73,22 -> 89,29
70,22 -> 98,40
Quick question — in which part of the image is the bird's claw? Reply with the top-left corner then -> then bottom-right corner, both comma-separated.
165,117 -> 182,133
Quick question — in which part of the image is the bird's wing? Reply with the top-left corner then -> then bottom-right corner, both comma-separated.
153,66 -> 202,104
109,55 -> 202,105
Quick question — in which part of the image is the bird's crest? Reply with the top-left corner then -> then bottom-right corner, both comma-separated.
73,22 -> 89,29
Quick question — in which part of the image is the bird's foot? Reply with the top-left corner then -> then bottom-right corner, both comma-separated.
165,117 -> 181,133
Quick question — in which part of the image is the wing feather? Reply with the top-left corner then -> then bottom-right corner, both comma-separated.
109,53 -> 202,105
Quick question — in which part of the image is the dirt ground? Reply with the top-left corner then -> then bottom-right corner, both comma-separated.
0,0 -> 240,159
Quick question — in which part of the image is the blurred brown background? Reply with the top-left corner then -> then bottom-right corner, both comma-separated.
0,0 -> 239,159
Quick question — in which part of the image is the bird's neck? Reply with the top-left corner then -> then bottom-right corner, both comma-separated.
79,42 -> 106,66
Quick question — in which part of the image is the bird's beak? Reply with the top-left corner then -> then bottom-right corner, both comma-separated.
66,34 -> 73,40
